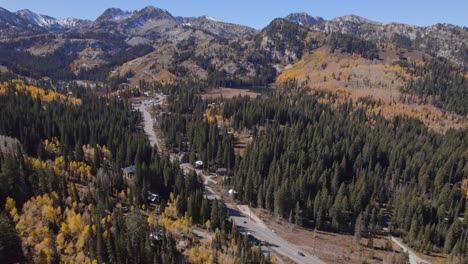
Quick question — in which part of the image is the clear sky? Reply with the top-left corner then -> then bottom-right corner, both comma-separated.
1,0 -> 467,29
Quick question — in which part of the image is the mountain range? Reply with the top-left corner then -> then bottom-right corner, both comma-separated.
0,5 -> 466,92
1,6 -> 466,63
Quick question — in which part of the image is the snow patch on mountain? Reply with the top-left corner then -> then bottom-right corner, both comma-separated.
16,9 -> 57,28
205,16 -> 223,23
332,15 -> 381,25
285,13 -> 325,26
96,8 -> 134,22
14,9 -> 86,31
57,18 -> 87,28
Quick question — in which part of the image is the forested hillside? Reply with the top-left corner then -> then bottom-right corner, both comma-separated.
220,83 -> 467,258
401,58 -> 468,115
150,79 -> 467,261
0,4 -> 466,264
0,77 -> 273,263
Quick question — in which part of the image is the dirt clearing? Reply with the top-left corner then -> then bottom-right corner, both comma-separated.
251,208 -> 411,264
200,87 -> 260,100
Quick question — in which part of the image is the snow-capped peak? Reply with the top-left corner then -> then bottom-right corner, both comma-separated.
204,16 -> 223,23
96,8 -> 133,22
285,13 -> 325,26
14,9 -> 85,32
16,9 -> 57,28
57,18 -> 85,28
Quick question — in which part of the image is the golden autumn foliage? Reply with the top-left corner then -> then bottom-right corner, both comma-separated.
157,194 -> 191,236
106,90 -> 123,97
186,241 -> 216,264
147,215 -> 154,226
205,105 -> 224,123
43,137 -> 60,154
29,156 -> 93,183
13,192 -> 95,264
276,47 -> 468,133
5,196 -> 16,212
15,193 -> 60,264
82,144 -> 112,163
56,208 -> 91,260
0,79 -> 81,104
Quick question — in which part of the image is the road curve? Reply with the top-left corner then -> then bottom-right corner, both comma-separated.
391,236 -> 431,264
138,97 -> 323,264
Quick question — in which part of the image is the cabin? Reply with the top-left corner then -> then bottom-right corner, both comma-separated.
195,160 -> 204,169
228,189 -> 238,199
119,83 -> 130,89
147,192 -> 160,204
215,168 -> 228,176
150,229 -> 164,246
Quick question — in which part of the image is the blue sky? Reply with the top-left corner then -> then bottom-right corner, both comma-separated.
1,0 -> 467,29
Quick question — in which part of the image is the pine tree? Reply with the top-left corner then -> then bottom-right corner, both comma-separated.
444,221 -> 462,253
0,213 -> 23,263
294,201 -> 303,226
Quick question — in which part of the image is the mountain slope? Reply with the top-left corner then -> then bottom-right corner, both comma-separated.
0,5 -> 465,134
285,12 -> 324,26
308,16 -> 468,65
15,9 -> 88,32
95,8 -> 133,22
182,16 -> 257,39
0,7 -> 41,36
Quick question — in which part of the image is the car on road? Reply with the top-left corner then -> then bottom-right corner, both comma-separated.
297,251 -> 305,257
121,206 -> 130,214
243,220 -> 247,224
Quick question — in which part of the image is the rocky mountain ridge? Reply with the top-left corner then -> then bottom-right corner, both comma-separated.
15,9 -> 88,32
0,6 -> 466,82
283,12 -> 467,65
0,6 -> 257,41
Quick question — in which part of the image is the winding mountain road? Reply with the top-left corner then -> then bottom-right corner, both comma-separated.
137,96 -> 323,264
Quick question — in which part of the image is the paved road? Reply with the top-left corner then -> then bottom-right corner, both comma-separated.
227,203 -> 323,264
138,97 -> 323,264
391,236 -> 431,264
180,163 -> 323,264
137,101 -> 163,152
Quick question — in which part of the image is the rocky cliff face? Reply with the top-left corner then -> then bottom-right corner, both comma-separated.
285,13 -> 324,26
299,14 -> 468,65
0,6 -> 256,42
283,12 -> 468,65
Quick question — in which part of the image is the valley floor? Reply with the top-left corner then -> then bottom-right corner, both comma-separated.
136,95 -> 440,264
